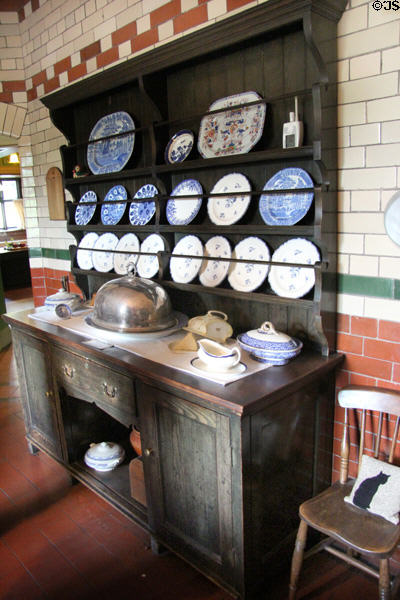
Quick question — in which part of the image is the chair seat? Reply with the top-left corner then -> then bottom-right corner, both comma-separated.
300,480 -> 400,557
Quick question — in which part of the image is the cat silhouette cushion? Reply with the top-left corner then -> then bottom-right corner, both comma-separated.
345,455 -> 400,524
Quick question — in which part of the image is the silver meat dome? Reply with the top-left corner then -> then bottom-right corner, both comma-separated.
87,269 -> 176,333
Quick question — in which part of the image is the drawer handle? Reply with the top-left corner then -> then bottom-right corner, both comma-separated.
102,383 -> 117,398
45,390 -> 53,398
144,448 -> 154,457
63,365 -> 75,378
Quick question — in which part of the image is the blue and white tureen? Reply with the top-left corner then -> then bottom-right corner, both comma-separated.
237,321 -> 302,365
84,441 -> 125,472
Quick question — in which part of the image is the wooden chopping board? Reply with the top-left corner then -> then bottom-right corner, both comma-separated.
46,167 -> 66,220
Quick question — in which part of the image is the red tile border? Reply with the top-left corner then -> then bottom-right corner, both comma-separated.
3,81 -> 26,92
131,28 -> 159,53
351,315 -> 377,338
112,21 -> 137,46
97,47 -> 119,69
150,0 -> 180,28
173,5 -> 208,35
80,41 -> 101,63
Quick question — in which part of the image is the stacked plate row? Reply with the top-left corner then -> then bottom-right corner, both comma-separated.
75,168 -> 314,228
77,232 -> 320,299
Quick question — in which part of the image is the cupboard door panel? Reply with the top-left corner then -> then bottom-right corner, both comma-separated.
13,331 -> 64,460
138,382 -> 237,588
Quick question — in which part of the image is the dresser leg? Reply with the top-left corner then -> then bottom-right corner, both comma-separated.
151,536 -> 168,555
27,440 -> 39,454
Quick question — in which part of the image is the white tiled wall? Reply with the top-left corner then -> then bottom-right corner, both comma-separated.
0,0 -> 399,319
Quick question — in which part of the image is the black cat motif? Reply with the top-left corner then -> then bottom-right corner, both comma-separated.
353,471 -> 390,510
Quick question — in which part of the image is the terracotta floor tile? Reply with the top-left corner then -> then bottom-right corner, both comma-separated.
0,541 -> 46,600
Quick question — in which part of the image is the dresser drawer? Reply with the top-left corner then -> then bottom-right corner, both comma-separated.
52,347 -> 136,423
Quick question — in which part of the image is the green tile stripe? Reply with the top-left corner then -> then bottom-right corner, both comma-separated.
338,274 -> 400,300
29,247 -> 70,261
28,248 -> 399,300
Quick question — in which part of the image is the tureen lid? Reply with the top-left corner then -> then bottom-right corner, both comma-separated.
85,441 -> 125,461
239,321 -> 297,350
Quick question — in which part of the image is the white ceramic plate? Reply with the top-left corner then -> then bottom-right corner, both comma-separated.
170,235 -> 203,283
166,179 -> 203,225
384,191 -> 400,246
113,233 -> 140,275
198,91 -> 266,158
92,232 -> 119,273
77,232 -> 99,270
190,357 -> 247,377
228,237 -> 270,292
87,111 -> 135,175
137,234 -> 166,279
207,172 -> 251,225
199,235 -> 231,287
268,238 -> 320,298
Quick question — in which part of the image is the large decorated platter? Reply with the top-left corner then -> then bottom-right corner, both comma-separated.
75,191 -> 97,226
166,179 -> 203,225
268,238 -> 320,298
199,235 -> 231,287
101,185 -> 127,226
129,184 -> 158,226
198,91 -> 266,158
169,235 -> 203,283
259,167 -> 314,226
228,236 -> 270,292
113,233 -> 140,275
207,172 -> 251,225
87,111 -> 135,175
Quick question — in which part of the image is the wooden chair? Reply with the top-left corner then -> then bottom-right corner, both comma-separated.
289,385 -> 400,600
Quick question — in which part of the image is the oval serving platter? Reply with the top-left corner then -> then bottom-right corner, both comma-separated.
87,111 -> 135,175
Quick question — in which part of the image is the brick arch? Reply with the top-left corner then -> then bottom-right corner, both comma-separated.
0,102 -> 26,139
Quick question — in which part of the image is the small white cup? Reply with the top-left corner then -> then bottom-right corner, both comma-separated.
197,338 -> 241,371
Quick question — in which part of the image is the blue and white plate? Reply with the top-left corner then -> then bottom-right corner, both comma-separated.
129,184 -> 158,225
113,233 -> 140,275
137,234 -> 166,279
268,238 -> 320,298
169,235 -> 203,283
164,130 -> 194,164
207,172 -> 251,225
92,232 -> 119,273
166,179 -> 203,225
75,191 -> 97,226
76,232 -> 99,270
199,235 -> 231,288
259,168 -> 314,226
228,237 -> 270,292
87,111 -> 135,175
101,185 -> 127,225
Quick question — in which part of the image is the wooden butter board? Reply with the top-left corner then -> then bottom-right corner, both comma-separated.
46,167 -> 66,220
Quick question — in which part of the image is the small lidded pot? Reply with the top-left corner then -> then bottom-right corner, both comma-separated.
237,321 -> 302,365
84,441 -> 125,472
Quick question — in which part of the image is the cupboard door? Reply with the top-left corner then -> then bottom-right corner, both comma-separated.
138,382 -> 239,592
13,331 -> 64,460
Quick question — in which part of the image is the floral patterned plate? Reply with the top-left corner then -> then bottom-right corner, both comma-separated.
129,184 -> 158,226
199,236 -> 231,287
166,179 -> 203,225
137,234 -> 166,279
92,232 -> 119,273
198,91 -> 266,159
169,235 -> 203,283
228,236 -> 270,292
207,172 -> 251,226
76,232 -> 99,270
268,238 -> 320,298
101,185 -> 127,225
75,190 -> 97,226
113,233 -> 140,275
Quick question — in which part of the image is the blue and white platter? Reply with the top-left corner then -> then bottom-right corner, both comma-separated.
129,184 -> 158,226
166,179 -> 203,225
164,130 -> 194,164
92,232 -> 119,273
259,167 -> 314,226
198,91 -> 266,159
268,238 -> 320,298
76,232 -> 99,270
199,235 -> 231,288
101,185 -> 127,225
228,236 -> 270,292
75,190 -> 97,226
113,233 -> 140,275
207,172 -> 251,226
87,111 -> 135,175
137,234 -> 166,279
169,235 -> 203,283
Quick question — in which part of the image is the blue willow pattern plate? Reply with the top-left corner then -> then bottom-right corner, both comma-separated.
166,179 -> 203,225
129,184 -> 158,226
164,130 -> 194,164
75,190 -> 97,226
198,91 -> 266,158
87,111 -> 135,175
101,185 -> 127,225
259,167 -> 314,226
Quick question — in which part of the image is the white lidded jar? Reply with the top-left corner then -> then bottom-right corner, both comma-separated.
84,441 -> 125,472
